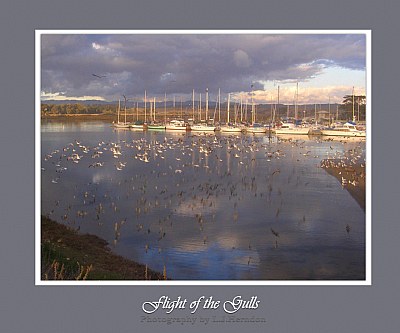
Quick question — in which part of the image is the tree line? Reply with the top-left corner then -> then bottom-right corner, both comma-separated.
41,103 -> 116,115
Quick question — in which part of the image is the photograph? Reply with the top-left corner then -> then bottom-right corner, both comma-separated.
37,31 -> 370,283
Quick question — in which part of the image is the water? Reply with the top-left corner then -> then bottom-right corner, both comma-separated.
41,120 -> 366,280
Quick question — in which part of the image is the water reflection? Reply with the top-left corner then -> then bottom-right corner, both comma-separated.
41,120 -> 366,280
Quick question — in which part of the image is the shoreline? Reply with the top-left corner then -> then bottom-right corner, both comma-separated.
321,159 -> 366,211
41,216 -> 165,280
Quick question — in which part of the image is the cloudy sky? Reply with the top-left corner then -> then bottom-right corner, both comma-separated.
40,32 -> 367,104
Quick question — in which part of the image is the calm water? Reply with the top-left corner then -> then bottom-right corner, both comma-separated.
41,120 -> 366,280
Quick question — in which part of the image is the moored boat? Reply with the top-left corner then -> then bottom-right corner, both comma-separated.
245,122 -> 266,134
165,119 -> 189,131
275,122 -> 310,135
321,122 -> 366,137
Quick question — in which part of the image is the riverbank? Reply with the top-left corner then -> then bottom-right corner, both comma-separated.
41,216 -> 165,280
321,159 -> 366,211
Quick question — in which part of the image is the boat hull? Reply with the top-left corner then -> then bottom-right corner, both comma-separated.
146,125 -> 166,131
275,128 -> 310,135
113,123 -> 131,129
220,126 -> 243,133
191,125 -> 216,132
321,129 -> 365,137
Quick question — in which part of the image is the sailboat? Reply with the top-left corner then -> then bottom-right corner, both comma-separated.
245,88 -> 266,134
275,83 -> 310,135
113,98 -> 131,129
165,95 -> 189,131
191,90 -> 216,132
321,87 -> 365,137
129,101 -> 144,130
146,96 -> 166,131
220,93 -> 243,133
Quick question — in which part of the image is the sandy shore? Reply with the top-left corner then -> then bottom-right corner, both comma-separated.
321,159 -> 366,211
41,216 -> 164,280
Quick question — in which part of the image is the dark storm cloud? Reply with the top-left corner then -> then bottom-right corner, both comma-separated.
41,33 -> 366,101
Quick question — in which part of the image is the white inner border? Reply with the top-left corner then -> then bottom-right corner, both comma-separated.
35,30 -> 372,286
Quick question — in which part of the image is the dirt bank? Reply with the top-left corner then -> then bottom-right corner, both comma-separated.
41,216 -> 165,280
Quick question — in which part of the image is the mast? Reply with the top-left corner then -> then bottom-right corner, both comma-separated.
352,86 -> 355,122
192,89 -> 195,122
205,88 -> 209,122
251,84 -> 255,124
153,97 -> 156,122
240,95 -> 243,122
227,93 -> 230,123
144,90 -> 147,123
199,93 -> 201,121
123,94 -> 127,124
164,92 -> 167,124
117,98 -> 120,124
275,85 -> 279,124
295,82 -> 299,120
218,88 -> 221,122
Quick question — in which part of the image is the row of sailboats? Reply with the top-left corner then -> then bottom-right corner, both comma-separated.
113,86 -> 365,137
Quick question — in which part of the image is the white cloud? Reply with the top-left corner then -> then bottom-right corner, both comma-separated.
41,91 -> 105,101
233,49 -> 251,68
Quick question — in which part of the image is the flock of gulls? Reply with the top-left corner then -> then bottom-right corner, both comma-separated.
42,130 -> 366,277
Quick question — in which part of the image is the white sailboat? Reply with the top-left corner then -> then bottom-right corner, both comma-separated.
113,98 -> 131,129
275,83 -> 310,135
165,119 -> 189,131
244,87 -> 266,134
147,96 -> 166,131
275,122 -> 310,135
220,93 -> 243,133
321,88 -> 366,137
191,90 -> 216,132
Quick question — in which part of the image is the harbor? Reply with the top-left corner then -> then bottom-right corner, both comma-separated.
41,119 -> 366,280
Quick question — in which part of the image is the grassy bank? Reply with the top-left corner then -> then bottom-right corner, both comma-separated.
321,159 -> 366,211
41,216 -> 165,280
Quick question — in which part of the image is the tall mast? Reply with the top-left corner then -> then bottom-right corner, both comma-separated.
199,93 -> 201,121
192,89 -> 195,122
227,93 -> 230,123
153,97 -> 156,121
240,95 -> 243,122
123,95 -> 127,124
164,92 -> 167,123
205,88 -> 209,121
251,84 -> 254,124
117,98 -> 120,124
144,90 -> 147,123
295,82 -> 298,120
218,88 -> 221,122
352,86 -> 355,122
275,85 -> 279,123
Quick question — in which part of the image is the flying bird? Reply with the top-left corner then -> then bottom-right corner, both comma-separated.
92,73 -> 106,78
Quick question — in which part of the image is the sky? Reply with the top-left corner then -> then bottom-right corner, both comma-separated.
40,32 -> 367,104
